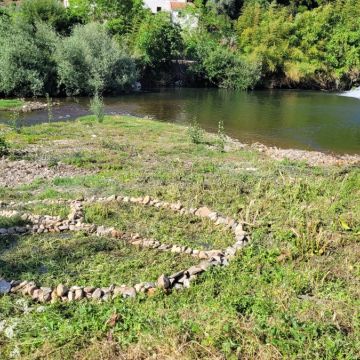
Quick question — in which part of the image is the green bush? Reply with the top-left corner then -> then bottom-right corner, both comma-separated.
56,22 -> 137,95
18,0 -> 72,33
90,92 -> 105,123
217,118 -> 226,152
0,19 -> 58,96
236,0 -> 360,89
133,12 -> 183,68
189,36 -> 261,89
187,117 -> 204,144
0,135 -> 9,157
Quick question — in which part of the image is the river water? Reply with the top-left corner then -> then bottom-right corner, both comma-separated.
0,88 -> 359,154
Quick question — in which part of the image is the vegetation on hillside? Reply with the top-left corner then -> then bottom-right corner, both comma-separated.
0,0 -> 359,94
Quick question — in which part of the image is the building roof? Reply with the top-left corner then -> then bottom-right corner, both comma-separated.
170,2 -> 187,11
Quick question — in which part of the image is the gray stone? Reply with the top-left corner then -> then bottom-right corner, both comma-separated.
122,287 -> 136,298
0,279 -> 11,294
92,288 -> 103,300
186,266 -> 204,276
183,278 -> 191,288
57,284 -> 68,297
215,217 -> 227,225
68,291 -> 75,302
102,293 -> 110,301
234,224 -> 246,236
169,271 -> 184,281
157,274 -> 170,289
195,207 -> 212,218
158,244 -> 171,251
143,196 -> 151,205
40,287 -> 52,302
171,245 -> 182,253
208,212 -> 218,221
134,283 -> 144,292
143,282 -> 155,291
74,289 -> 84,301
225,246 -> 237,256
32,289 -> 41,301
84,286 -> 95,294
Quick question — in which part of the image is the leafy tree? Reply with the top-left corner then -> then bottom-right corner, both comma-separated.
19,0 -> 65,24
236,0 -> 360,89
69,0 -> 145,35
133,12 -> 183,68
189,36 -> 261,89
207,0 -> 243,19
56,22 -> 137,95
0,18 -> 58,96
17,0 -> 80,34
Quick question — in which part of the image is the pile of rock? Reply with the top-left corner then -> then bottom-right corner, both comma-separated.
20,101 -> 55,113
0,193 -> 250,303
0,257 -> 225,303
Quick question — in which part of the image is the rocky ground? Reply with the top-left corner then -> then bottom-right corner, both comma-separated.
0,158 -> 93,187
225,136 -> 360,167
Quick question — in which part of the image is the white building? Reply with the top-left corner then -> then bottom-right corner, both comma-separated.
143,0 -> 187,14
143,0 -> 197,28
59,0 -> 197,28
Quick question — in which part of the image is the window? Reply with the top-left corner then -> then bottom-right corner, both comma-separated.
157,6 -> 161,12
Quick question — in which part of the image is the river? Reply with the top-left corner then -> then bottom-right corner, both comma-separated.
0,88 -> 359,154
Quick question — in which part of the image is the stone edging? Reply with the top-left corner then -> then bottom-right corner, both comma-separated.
0,195 -> 249,303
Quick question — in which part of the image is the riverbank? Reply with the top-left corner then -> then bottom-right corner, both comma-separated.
0,99 -> 49,113
0,116 -> 359,359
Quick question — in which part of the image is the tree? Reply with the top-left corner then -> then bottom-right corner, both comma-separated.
0,18 -> 58,96
17,0 -> 80,34
56,22 -> 137,95
133,12 -> 183,68
206,0 -> 243,19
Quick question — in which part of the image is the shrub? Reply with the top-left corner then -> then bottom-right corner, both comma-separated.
236,0 -> 360,89
133,12 -> 183,68
217,118 -> 226,152
56,22 -> 137,95
19,0 -> 68,32
0,19 -> 58,96
0,135 -> 9,157
190,39 -> 261,89
9,109 -> 23,133
187,117 -> 204,144
90,92 -> 105,123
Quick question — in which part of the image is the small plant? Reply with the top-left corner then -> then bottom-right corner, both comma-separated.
90,92 -> 105,123
9,109 -> 22,133
46,93 -> 54,123
217,118 -> 226,152
47,157 -> 59,168
187,117 -> 204,144
0,135 -> 9,157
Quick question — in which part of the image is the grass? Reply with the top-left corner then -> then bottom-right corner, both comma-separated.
0,115 -> 359,359
0,233 -> 198,288
0,99 -> 24,111
84,201 -> 235,250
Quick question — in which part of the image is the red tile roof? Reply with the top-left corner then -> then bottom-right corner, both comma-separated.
170,2 -> 187,11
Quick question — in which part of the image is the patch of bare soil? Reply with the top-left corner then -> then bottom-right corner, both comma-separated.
0,159 -> 93,187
